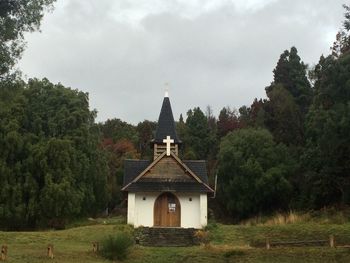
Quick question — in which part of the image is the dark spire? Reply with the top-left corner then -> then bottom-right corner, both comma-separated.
153,93 -> 181,144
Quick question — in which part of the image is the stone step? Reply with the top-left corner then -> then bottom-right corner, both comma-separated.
134,227 -> 201,247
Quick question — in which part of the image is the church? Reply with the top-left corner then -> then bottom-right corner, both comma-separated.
122,92 -> 214,229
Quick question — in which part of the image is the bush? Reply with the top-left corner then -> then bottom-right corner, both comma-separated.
100,232 -> 133,261
194,230 -> 210,245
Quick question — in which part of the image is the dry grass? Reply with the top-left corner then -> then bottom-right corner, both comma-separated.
242,211 -> 312,226
264,211 -> 310,226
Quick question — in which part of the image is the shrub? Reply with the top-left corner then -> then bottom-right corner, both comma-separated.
194,230 -> 210,245
100,232 -> 133,261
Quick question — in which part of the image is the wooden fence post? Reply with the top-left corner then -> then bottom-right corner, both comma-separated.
47,244 -> 54,259
1,245 -> 8,261
92,242 -> 99,253
266,238 -> 270,249
329,235 -> 335,248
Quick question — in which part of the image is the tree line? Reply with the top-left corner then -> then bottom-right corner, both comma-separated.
0,1 -> 349,228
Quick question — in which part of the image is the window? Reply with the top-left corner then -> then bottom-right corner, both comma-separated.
168,203 -> 176,212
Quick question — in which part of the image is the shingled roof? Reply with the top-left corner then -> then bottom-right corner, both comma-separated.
153,95 -> 181,144
183,160 -> 208,184
123,159 -> 151,186
123,158 -> 213,193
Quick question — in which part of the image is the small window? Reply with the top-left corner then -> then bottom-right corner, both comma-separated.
168,203 -> 176,212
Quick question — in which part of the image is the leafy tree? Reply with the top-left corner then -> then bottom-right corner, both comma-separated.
205,105 -> 217,133
101,138 -> 139,209
136,120 -> 156,158
217,128 -> 295,219
99,118 -> 142,210
0,0 -> 55,80
99,119 -> 138,145
217,107 -> 240,138
239,98 -> 266,128
0,79 -> 108,229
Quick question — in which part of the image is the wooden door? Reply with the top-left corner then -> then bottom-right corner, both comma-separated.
154,192 -> 181,227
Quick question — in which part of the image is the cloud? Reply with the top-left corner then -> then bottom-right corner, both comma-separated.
19,0 -> 345,123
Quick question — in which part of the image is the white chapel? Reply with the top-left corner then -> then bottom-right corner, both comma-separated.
122,92 -> 214,229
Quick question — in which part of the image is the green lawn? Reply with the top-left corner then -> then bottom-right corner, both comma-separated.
0,218 -> 350,262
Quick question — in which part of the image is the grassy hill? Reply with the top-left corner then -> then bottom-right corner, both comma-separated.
0,216 -> 350,262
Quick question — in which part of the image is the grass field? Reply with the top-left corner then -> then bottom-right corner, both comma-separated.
0,216 -> 350,262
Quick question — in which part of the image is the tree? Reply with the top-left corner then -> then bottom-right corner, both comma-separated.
101,138 -> 139,210
239,98 -> 266,128
217,128 -> 295,220
99,119 -> 138,145
217,106 -> 240,138
0,78 -> 108,229
264,85 -> 304,145
184,107 -> 215,160
267,47 -> 312,115
302,49 -> 350,208
331,4 -> 350,57
0,0 -> 55,80
136,120 -> 157,158
261,47 -> 312,147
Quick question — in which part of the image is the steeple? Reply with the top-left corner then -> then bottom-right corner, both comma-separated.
152,92 -> 181,159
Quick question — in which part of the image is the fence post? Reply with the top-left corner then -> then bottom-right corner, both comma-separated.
329,235 -> 335,248
92,242 -> 99,253
47,244 -> 54,259
266,238 -> 270,249
1,245 -> 8,261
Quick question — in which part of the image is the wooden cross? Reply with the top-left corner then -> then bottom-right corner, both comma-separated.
163,136 -> 174,156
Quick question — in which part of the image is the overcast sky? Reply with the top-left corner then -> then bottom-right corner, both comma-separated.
19,0 -> 345,124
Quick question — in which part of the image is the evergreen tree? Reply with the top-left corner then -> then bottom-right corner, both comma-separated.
303,51 -> 350,207
184,107 -> 215,160
263,47 -> 312,146
264,85 -> 304,145
267,46 -> 312,115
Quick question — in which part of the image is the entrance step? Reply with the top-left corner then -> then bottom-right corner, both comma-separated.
134,227 -> 200,247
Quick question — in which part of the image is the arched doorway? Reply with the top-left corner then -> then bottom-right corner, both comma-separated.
154,192 -> 181,227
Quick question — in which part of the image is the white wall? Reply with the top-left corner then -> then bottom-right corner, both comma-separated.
127,193 -> 135,225
178,193 -> 200,228
199,194 -> 208,227
127,192 -> 208,229
134,192 -> 158,227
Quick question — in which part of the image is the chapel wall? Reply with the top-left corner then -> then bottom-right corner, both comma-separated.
177,193 -> 201,228
131,192 -> 206,229
134,192 -> 158,227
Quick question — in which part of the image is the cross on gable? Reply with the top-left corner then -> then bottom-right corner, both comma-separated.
163,136 -> 174,156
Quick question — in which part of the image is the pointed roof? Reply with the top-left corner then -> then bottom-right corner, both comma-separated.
153,93 -> 181,144
122,151 -> 214,193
